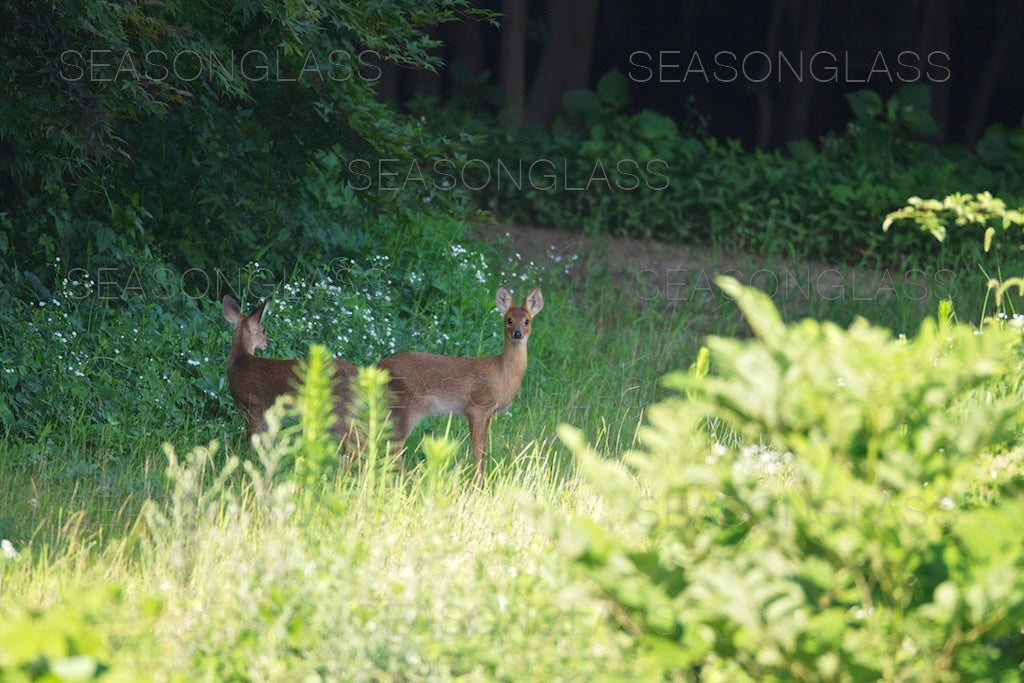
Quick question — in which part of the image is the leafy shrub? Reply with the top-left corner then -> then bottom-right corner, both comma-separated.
128,372 -> 627,682
424,79 -> 1024,266
0,232 -> 563,464
0,1 -> 491,285
560,277 -> 1024,681
884,192 -> 1024,254
0,256 -> 226,447
884,191 -> 1024,322
0,586 -> 153,682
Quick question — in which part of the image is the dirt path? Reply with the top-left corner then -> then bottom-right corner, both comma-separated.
471,223 -> 948,322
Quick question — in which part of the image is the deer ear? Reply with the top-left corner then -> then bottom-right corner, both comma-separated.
495,286 -> 513,313
524,288 -> 543,316
252,300 -> 268,324
223,295 -> 242,324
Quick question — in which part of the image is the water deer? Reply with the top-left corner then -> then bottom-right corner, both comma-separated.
378,286 -> 543,481
222,295 -> 359,442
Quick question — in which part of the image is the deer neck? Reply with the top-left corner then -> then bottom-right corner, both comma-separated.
227,334 -> 253,369
499,337 -> 529,379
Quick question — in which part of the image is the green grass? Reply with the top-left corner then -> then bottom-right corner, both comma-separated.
2,423 -> 636,680
2,234 -> 1023,680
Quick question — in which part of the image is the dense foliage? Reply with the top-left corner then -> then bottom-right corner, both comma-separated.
3,4 -> 1024,681
419,72 -> 1024,265
562,279 -> 1024,681
0,0 -> 489,283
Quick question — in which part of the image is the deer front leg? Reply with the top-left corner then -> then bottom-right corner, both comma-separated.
386,410 -> 417,474
468,412 -> 491,484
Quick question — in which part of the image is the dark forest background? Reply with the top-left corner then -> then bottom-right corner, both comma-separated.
1,0 -> 1023,281
387,1 -> 1021,146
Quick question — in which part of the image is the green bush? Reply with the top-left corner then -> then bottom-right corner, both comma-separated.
0,586 -> 154,682
423,79 -> 1024,266
560,277 -> 1024,681
884,191 -> 1024,255
0,230 -> 558,465
0,1 -> 490,284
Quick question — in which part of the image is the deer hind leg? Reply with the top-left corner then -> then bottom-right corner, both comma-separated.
386,407 -> 421,473
243,403 -> 265,442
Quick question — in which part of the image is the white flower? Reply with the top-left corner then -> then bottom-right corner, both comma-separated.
1,539 -> 18,559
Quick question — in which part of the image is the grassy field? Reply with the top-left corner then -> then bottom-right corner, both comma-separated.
1,228 -> 1022,680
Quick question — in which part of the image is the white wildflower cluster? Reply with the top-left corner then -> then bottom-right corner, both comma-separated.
229,242 -> 572,366
59,269 -> 97,302
448,245 -> 489,285
735,443 -> 795,478
28,279 -> 91,378
706,441 -> 728,464
705,442 -> 795,479
496,246 -> 579,286
993,311 -> 1024,330
547,245 -> 579,276
249,259 -> 400,362
1,539 -> 18,560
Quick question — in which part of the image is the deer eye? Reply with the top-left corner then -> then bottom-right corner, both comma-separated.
524,320 -> 529,326
506,318 -> 513,325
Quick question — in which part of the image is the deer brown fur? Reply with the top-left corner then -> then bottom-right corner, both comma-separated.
378,286 -> 543,481
222,295 -> 358,442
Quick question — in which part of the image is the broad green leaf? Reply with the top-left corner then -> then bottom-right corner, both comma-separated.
786,139 -> 816,163
714,276 -> 785,347
49,655 -> 100,682
635,110 -> 677,141
901,107 -> 940,137
846,89 -> 883,120
893,82 -> 933,112
562,88 -> 602,119
977,124 -> 1010,166
595,68 -> 630,108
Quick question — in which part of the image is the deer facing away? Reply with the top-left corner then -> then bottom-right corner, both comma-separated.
222,295 -> 359,442
378,286 -> 543,480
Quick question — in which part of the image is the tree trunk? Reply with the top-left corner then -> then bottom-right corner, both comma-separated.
755,0 -> 788,149
914,0 -> 952,141
781,0 -> 822,143
500,0 -> 527,126
525,0 -> 599,127
964,0 -> 1023,144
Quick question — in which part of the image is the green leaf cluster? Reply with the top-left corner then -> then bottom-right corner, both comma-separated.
424,78 -> 1024,265
0,587 -> 155,682
884,192 -> 1024,251
0,0 -> 489,282
561,278 -> 1024,681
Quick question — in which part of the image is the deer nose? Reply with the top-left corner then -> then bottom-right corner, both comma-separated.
512,329 -> 524,340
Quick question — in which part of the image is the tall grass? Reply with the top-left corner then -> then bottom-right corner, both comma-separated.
2,231 -> 1018,679
2,373 -> 633,680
